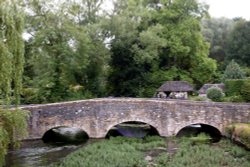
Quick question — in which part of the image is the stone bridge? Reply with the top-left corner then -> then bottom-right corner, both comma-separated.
21,98 -> 250,139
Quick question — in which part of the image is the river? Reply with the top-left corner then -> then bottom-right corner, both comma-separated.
4,139 -> 94,167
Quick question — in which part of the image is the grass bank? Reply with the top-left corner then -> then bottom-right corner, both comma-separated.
226,123 -> 250,149
50,136 -> 250,167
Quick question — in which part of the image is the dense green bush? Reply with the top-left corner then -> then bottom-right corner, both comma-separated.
206,87 -> 224,102
0,109 -> 29,166
241,81 -> 250,102
222,95 -> 245,103
222,60 -> 245,81
242,67 -> 250,78
224,79 -> 250,102
189,96 -> 207,101
224,79 -> 244,96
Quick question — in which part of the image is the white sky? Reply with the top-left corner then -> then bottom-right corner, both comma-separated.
199,0 -> 250,20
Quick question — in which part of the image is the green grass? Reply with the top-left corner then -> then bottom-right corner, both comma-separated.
188,96 -> 208,101
50,136 -> 165,167
226,123 -> 250,148
50,136 -> 250,167
164,139 -> 250,167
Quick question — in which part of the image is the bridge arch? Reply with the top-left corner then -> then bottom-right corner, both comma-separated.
175,122 -> 222,135
42,126 -> 89,143
103,118 -> 162,138
39,123 -> 91,140
175,122 -> 222,142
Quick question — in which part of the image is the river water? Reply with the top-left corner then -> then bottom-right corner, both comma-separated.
4,140 -> 93,167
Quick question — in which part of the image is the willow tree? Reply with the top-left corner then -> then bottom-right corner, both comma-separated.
0,1 -> 29,166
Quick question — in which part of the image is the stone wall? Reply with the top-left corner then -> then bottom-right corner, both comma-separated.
21,98 -> 250,139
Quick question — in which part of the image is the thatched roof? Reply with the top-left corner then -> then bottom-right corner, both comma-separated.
198,84 -> 224,94
157,81 -> 194,92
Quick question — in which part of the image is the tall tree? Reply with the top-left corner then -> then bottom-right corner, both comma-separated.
222,60 -> 245,81
226,19 -> 250,66
108,0 -> 217,97
201,17 -> 234,67
0,0 -> 24,105
0,1 -> 28,166
23,0 -> 110,103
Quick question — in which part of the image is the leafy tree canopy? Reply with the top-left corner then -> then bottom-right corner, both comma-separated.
226,19 -> 250,66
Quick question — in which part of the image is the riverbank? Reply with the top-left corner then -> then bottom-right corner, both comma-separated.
226,123 -> 250,149
50,136 -> 250,167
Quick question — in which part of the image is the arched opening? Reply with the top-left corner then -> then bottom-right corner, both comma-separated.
105,121 -> 159,138
42,126 -> 89,144
176,124 -> 222,142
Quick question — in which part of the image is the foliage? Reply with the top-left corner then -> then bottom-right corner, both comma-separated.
206,87 -> 224,102
240,81 -> 250,102
222,60 -> 245,81
108,0 -> 217,97
224,79 -> 250,102
226,123 -> 250,149
50,136 -> 250,167
0,108 -> 29,167
242,67 -> 250,78
0,1 -> 29,166
0,0 -> 25,105
224,79 -> 245,96
50,136 -> 165,167
222,95 -> 245,103
22,0 -> 110,103
226,19 -> 250,66
165,139 -> 250,167
188,96 -> 207,101
201,18 -> 234,67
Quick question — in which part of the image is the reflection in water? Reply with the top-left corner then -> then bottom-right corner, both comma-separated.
106,122 -> 160,138
116,124 -> 150,138
4,139 -> 92,167
176,124 -> 222,142
42,127 -> 89,143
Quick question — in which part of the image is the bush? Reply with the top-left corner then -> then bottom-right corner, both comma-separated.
222,60 -> 245,81
0,109 -> 29,166
222,95 -> 245,103
241,81 -> 250,102
189,96 -> 207,101
224,79 -> 244,96
224,79 -> 250,102
206,87 -> 224,102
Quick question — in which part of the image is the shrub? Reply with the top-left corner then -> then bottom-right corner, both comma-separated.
190,96 -> 207,101
222,95 -> 245,103
222,60 -> 245,81
206,87 -> 224,102
224,79 -> 244,96
0,109 -> 29,166
241,81 -> 250,102
224,79 -> 250,102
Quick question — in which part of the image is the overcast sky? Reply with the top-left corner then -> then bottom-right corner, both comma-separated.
199,0 -> 250,20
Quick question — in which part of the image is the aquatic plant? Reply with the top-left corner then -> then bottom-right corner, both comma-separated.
50,136 -> 165,167
50,136 -> 250,167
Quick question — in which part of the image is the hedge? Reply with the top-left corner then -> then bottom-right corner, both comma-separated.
224,79 -> 250,102
241,81 -> 250,102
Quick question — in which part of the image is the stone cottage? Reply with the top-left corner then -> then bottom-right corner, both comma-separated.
156,81 -> 194,99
